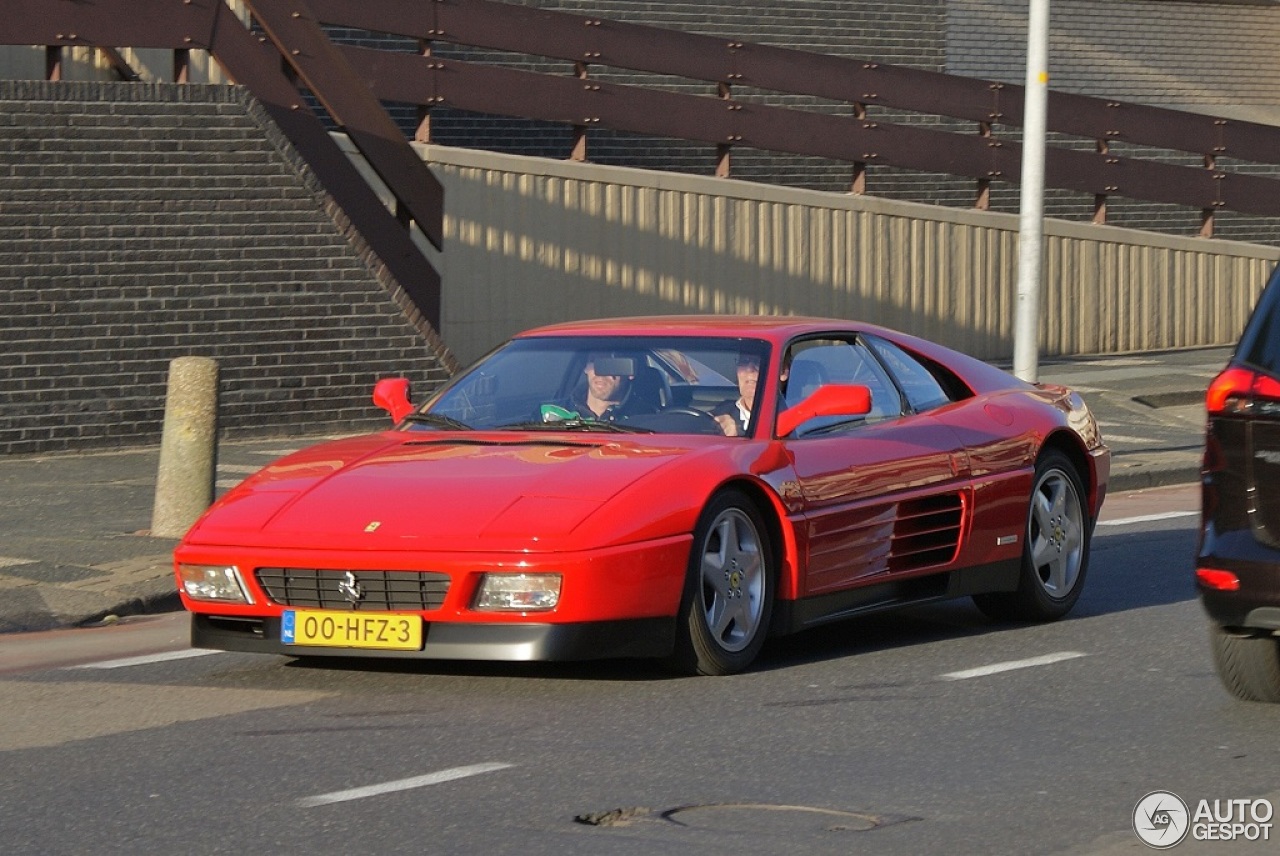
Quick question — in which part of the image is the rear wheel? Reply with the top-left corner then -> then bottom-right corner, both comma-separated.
974,450 -> 1090,622
1209,626 -> 1280,702
664,489 -> 775,676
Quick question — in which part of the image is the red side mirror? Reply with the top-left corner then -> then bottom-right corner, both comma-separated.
373,377 -> 414,423
776,384 -> 872,437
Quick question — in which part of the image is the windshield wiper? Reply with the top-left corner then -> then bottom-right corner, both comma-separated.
402,412 -> 473,431
500,419 -> 654,434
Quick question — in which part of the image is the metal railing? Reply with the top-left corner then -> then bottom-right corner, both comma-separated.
8,0 -> 1280,326
308,0 -> 1280,234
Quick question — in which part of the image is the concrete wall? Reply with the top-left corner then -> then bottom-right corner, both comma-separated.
400,144 -> 1280,366
0,81 -> 453,457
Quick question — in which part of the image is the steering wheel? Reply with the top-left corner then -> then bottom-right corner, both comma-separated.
663,407 -> 726,435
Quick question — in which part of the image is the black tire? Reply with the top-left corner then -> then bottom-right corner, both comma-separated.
974,450 -> 1090,622
664,489 -> 775,676
1209,625 -> 1280,703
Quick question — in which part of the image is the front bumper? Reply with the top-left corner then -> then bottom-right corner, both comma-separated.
192,612 -> 674,661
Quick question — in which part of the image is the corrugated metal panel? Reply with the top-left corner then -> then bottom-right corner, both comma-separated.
363,143 -> 1280,365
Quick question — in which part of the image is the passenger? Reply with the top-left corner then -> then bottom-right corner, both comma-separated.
713,353 -> 760,437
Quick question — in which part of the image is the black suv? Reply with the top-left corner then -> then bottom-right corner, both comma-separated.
1198,264 -> 1280,702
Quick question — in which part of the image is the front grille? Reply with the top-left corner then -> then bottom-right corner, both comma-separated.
255,568 -> 450,611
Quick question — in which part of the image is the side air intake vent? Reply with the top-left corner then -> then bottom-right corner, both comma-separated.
888,493 -> 964,573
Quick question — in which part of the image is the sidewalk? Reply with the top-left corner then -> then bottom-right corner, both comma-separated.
0,347 -> 1227,634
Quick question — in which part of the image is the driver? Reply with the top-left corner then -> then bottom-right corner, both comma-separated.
558,354 -> 657,421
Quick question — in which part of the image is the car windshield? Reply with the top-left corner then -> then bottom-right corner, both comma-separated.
419,335 -> 770,437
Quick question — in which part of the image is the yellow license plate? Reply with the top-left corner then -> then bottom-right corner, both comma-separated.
282,609 -> 423,651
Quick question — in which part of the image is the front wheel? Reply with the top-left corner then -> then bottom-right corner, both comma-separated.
974,450 -> 1090,622
664,489 -> 775,676
1209,625 -> 1280,703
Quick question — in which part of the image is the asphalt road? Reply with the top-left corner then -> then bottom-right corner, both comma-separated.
3,484 -> 1278,855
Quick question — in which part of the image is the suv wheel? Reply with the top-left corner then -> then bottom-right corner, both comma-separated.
1209,625 -> 1280,702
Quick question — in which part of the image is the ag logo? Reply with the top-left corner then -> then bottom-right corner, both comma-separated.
1134,791 -> 1190,849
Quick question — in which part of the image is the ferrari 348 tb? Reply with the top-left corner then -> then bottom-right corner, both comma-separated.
175,316 -> 1108,675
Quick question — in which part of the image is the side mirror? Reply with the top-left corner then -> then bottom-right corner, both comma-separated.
373,377 -> 414,423
776,384 -> 872,437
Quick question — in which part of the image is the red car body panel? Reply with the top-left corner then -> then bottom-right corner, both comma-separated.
175,316 -> 1108,665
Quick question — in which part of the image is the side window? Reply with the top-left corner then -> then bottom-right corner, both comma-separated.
781,338 -> 903,435
865,335 -> 955,413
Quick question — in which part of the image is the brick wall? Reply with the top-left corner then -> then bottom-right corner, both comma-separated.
946,0 -> 1280,241
0,81 -> 453,457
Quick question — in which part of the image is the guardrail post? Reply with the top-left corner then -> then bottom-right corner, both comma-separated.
174,47 -> 190,83
45,46 -> 62,80
1200,154 -> 1217,238
151,357 -> 220,539
851,102 -> 868,194
716,81 -> 733,177
415,38 -> 432,143
571,61 -> 589,161
1093,140 -> 1109,224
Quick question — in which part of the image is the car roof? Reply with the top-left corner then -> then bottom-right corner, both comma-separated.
517,315 -> 880,343
515,315 -> 1030,396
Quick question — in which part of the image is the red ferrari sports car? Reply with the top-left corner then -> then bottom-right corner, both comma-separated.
175,316 -> 1109,675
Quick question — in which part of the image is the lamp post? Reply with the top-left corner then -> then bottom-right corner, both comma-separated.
1013,0 -> 1049,382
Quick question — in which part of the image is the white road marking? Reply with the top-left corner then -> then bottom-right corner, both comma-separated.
940,651 -> 1087,681
1098,511 -> 1198,527
1097,433 -> 1163,445
69,649 -> 221,670
298,763 -> 515,808
217,464 -> 261,474
0,556 -> 37,569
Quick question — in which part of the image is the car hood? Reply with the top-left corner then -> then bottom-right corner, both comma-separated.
183,432 -> 697,551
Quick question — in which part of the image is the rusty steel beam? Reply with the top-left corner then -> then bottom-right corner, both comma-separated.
243,0 -> 443,250
3,0 -> 223,50
204,1 -> 442,326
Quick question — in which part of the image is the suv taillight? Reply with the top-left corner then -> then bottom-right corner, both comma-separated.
1206,367 -> 1280,415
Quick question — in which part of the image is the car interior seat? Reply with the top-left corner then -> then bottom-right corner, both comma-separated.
630,364 -> 671,410
784,358 -> 827,407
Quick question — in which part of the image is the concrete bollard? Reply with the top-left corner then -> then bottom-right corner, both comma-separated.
151,356 -> 219,539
